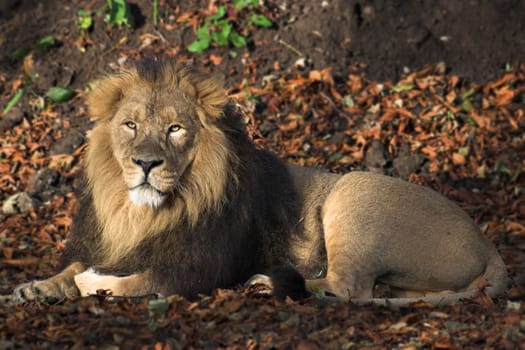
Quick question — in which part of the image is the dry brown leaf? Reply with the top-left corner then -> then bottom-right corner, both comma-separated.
209,54 -> 222,66
3,257 -> 40,266
452,152 -> 465,165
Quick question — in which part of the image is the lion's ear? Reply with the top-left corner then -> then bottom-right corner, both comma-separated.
195,75 -> 228,119
184,70 -> 228,119
86,73 -> 132,120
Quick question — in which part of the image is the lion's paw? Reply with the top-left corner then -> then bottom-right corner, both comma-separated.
12,279 -> 77,304
245,268 -> 312,301
244,274 -> 274,295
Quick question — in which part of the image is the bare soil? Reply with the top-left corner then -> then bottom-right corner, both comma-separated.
2,0 -> 525,89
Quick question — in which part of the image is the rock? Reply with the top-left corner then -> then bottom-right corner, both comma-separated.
259,120 -> 278,136
28,168 -> 60,193
0,106 -> 24,132
328,131 -> 346,145
49,129 -> 84,155
27,51 -> 76,92
393,148 -> 424,179
406,24 -> 431,47
27,168 -> 62,202
2,192 -> 33,214
365,140 -> 387,169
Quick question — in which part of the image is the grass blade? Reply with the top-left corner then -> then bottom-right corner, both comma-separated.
3,88 -> 25,115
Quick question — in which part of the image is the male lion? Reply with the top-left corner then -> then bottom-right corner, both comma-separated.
13,60 -> 509,306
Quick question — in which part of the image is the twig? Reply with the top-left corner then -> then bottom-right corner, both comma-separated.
278,39 -> 303,57
320,92 -> 352,121
154,29 -> 169,45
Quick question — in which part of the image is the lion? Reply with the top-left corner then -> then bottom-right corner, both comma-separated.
12,60 -> 509,306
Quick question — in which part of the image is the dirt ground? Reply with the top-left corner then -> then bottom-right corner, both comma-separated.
2,0 -> 525,89
1,0 -> 524,156
0,0 -> 524,348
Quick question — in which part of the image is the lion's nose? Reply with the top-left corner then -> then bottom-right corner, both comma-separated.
132,158 -> 164,175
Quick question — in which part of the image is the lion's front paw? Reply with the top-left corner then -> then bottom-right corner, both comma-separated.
12,279 -> 78,304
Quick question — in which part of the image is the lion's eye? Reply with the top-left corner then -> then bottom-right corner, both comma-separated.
168,124 -> 182,134
124,121 -> 137,130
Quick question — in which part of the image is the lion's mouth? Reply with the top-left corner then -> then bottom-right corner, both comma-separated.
132,182 -> 166,195
129,183 -> 168,208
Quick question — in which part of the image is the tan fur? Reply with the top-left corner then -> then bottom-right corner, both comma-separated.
298,171 -> 509,303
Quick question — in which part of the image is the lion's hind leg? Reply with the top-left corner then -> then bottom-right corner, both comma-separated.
12,262 -> 85,304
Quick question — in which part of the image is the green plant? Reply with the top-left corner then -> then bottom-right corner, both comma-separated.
45,87 -> 76,103
10,48 -> 31,61
233,0 -> 258,8
188,3 -> 273,53
459,88 -> 474,112
36,35 -> 55,49
3,88 -> 25,115
77,9 -> 93,31
105,0 -> 134,27
10,35 -> 55,62
248,13 -> 272,27
3,75 -> 74,115
153,0 -> 158,27
147,298 -> 169,331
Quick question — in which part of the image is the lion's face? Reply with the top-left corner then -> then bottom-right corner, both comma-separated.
110,86 -> 201,208
86,62 -> 233,236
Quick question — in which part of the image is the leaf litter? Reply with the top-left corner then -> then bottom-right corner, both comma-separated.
0,0 -> 524,348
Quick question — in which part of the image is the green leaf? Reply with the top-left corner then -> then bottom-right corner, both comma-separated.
196,25 -> 210,40
460,99 -> 473,112
458,146 -> 470,156
105,0 -> 134,27
249,13 -> 272,28
233,0 -> 257,8
210,6 -> 226,21
229,32 -> 247,48
342,95 -> 355,107
36,35 -> 55,49
77,9 -> 93,30
3,88 -> 25,115
152,0 -> 158,27
10,48 -> 31,61
328,152 -> 343,162
464,116 -> 478,127
148,298 -> 169,317
77,9 -> 91,17
461,88 -> 475,100
493,160 -> 512,175
212,23 -> 232,46
188,38 -> 210,53
45,87 -> 76,103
